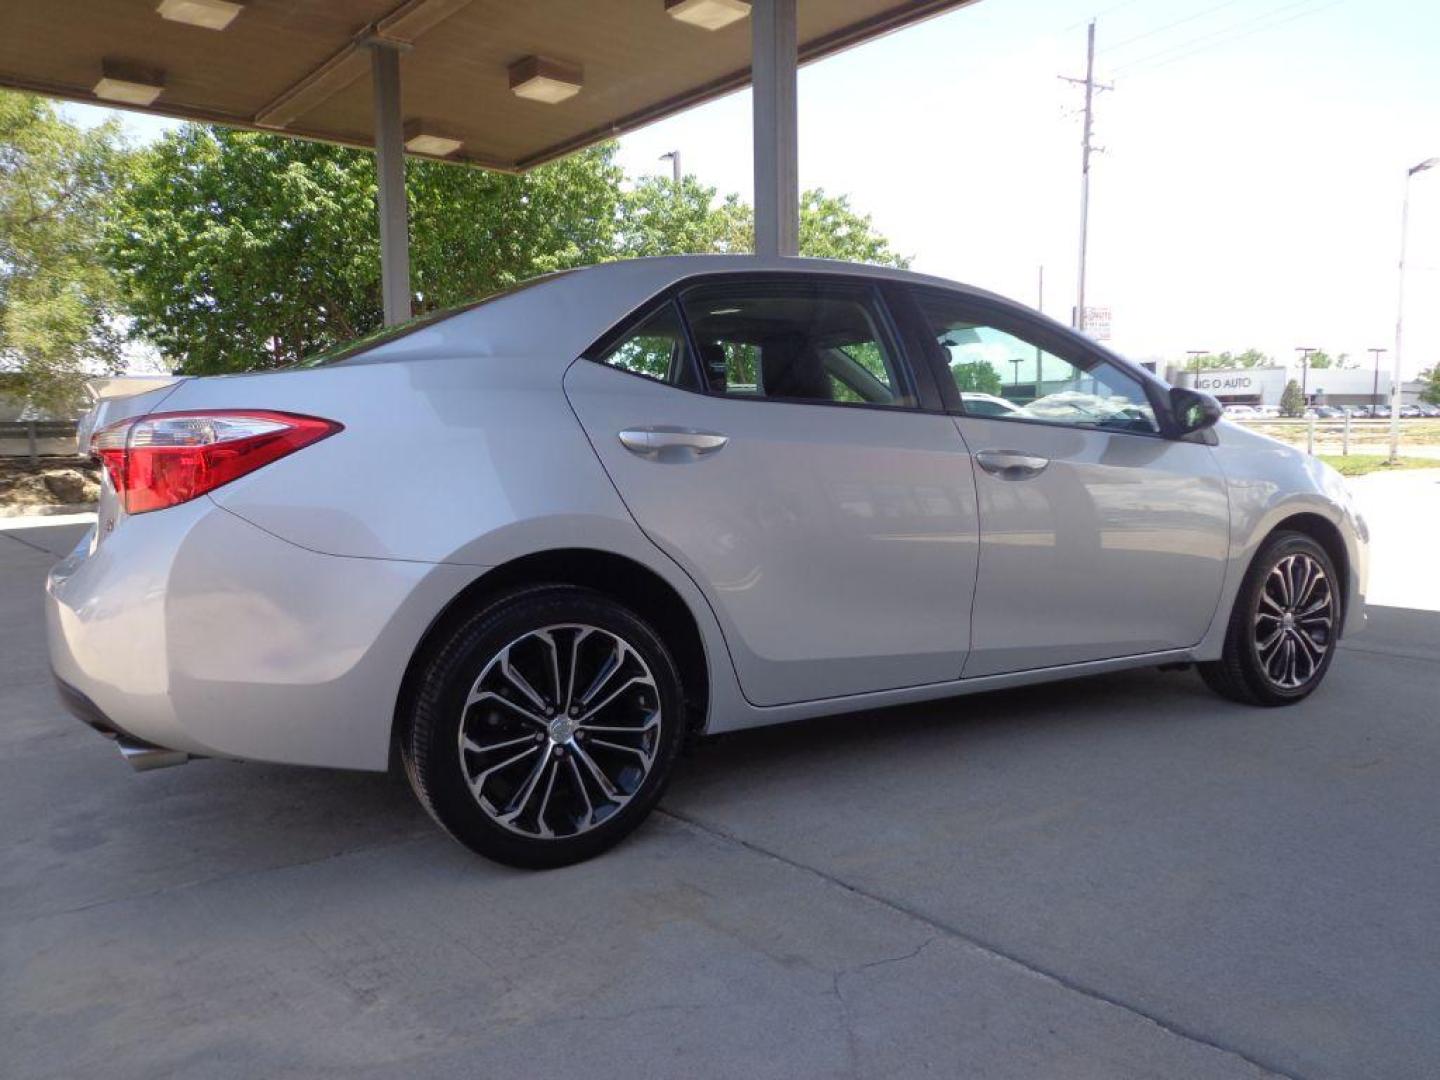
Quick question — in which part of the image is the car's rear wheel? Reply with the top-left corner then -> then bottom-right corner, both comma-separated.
1199,531 -> 1340,706
400,586 -> 685,868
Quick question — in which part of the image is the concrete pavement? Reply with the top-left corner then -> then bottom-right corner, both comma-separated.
2,482 -> 1438,1079
1347,467 -> 1440,611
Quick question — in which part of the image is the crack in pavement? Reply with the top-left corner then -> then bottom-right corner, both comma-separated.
658,806 -> 1303,1080
1,830 -> 437,930
826,936 -> 939,1079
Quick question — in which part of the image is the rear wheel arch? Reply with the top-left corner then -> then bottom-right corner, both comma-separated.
393,548 -> 711,748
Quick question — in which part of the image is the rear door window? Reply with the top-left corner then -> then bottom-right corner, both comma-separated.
678,281 -> 915,408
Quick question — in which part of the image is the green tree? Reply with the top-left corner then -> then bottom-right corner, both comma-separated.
616,176 -> 749,257
616,180 -> 907,267
1231,348 -> 1273,368
0,92 -> 128,412
110,126 -> 909,375
1279,378 -> 1306,417
1417,365 -> 1440,406
949,359 -> 1003,394
797,190 -> 909,267
1186,348 -> 1272,370
1304,350 -> 1356,371
109,128 -> 622,373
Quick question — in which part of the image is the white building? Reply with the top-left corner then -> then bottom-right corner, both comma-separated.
1168,364 -> 1423,408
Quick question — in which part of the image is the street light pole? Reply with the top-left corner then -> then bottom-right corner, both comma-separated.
1368,347 -> 1387,409
1295,347 -> 1317,402
659,150 -> 681,187
1185,350 -> 1209,381
1390,157 -> 1437,463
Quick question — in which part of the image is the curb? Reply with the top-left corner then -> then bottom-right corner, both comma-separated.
0,502 -> 98,519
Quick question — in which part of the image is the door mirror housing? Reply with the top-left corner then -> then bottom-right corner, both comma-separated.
1169,386 -> 1223,434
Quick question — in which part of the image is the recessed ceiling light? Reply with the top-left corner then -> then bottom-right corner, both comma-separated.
665,0 -> 751,31
156,0 -> 244,31
93,60 -> 165,106
403,121 -> 462,157
508,56 -> 583,104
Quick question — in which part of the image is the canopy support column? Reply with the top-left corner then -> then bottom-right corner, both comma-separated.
751,0 -> 799,259
370,41 -> 411,326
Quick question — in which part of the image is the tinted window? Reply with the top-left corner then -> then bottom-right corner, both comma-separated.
914,291 -> 1158,434
679,282 -> 912,407
592,302 -> 700,389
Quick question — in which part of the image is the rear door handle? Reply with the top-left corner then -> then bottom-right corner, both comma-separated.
974,449 -> 1050,480
618,427 -> 729,460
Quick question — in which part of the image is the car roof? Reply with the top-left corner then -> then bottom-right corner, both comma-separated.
343,255 -> 1130,382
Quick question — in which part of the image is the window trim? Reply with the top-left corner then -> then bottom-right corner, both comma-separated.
895,285 -> 1182,440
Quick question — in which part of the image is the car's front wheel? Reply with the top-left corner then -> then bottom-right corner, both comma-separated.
1199,530 -> 1340,705
400,586 -> 685,868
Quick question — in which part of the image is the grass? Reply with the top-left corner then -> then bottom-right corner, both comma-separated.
1316,454 -> 1438,477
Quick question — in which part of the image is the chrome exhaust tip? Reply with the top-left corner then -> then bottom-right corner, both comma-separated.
116,736 -> 189,772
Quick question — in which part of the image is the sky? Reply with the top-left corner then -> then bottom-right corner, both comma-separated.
62,0 -> 1440,377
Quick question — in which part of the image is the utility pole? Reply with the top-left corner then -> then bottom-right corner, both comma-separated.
1368,347 -> 1387,407
659,149 -> 682,187
1060,22 -> 1110,332
1186,350 -> 1209,380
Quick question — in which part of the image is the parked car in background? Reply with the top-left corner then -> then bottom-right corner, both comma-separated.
1224,404 -> 1259,418
957,391 -> 1020,417
1418,403 -> 1440,418
47,256 -> 1369,867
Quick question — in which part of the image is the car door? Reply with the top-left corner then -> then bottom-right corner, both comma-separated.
563,274 -> 979,707
900,286 -> 1230,678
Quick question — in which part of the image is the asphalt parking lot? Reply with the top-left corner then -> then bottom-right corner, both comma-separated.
3,473 -> 1438,1080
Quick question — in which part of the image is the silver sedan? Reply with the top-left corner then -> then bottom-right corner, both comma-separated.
48,256 -> 1368,866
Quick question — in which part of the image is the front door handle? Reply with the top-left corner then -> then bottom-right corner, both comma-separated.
974,449 -> 1050,480
618,427 -> 729,460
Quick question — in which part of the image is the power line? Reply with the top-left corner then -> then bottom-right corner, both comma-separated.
1101,0 -> 1247,55
1119,0 -> 1347,76
1112,0 -> 1344,75
1112,0 -> 1325,72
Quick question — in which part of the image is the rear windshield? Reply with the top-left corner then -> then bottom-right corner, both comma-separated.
292,270 -> 577,368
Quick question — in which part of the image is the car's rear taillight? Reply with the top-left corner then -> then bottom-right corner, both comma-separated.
91,410 -> 342,514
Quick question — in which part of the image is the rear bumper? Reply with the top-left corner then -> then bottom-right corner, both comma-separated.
53,675 -> 190,770
45,499 -> 481,771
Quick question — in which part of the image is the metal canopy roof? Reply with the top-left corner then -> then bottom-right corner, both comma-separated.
3,0 -> 972,172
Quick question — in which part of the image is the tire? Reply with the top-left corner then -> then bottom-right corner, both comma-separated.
1199,531 -> 1341,706
400,585 -> 686,868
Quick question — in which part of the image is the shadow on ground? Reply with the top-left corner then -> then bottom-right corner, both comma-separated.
4,520 -> 1438,1080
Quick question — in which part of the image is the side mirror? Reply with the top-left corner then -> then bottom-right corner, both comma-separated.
1169,386 -> 1223,434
